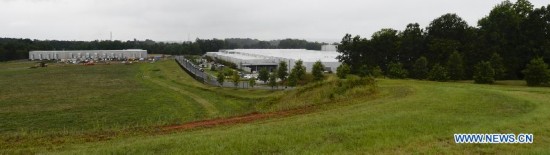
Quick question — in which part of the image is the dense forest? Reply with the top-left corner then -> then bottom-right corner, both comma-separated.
0,38 -> 325,62
338,0 -> 550,80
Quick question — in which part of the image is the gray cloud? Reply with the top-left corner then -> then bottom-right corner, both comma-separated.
0,0 -> 548,42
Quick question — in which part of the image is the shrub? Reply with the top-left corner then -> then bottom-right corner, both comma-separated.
371,66 -> 383,78
473,61 -> 495,84
428,63 -> 449,82
216,72 -> 225,86
336,63 -> 351,79
335,75 -> 377,93
258,67 -> 269,84
291,59 -> 306,80
268,72 -> 278,89
387,62 -> 408,79
231,71 -> 240,87
249,77 -> 256,88
277,61 -> 289,82
287,72 -> 297,87
522,57 -> 550,86
223,68 -> 234,76
312,60 -> 325,81
412,56 -> 429,79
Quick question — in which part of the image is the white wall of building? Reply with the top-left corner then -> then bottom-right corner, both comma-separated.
321,45 -> 338,51
206,49 -> 341,72
28,49 -> 148,60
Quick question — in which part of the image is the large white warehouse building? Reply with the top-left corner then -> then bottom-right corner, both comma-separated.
28,49 -> 148,60
205,48 -> 341,73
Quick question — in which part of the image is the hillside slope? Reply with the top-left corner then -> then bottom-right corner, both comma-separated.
1,60 -> 549,154
49,80 -> 550,154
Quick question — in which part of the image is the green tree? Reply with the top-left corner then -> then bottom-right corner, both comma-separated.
522,57 -> 550,86
287,72 -> 297,87
412,56 -> 429,79
427,39 -> 461,66
426,13 -> 476,77
477,0 -> 533,79
258,67 -> 269,84
268,72 -> 278,89
427,13 -> 471,43
399,23 -> 427,71
336,63 -> 351,79
369,28 -> 401,68
473,61 -> 495,84
337,34 -> 368,73
216,72 -> 225,87
277,61 -> 289,83
447,51 -> 464,80
428,63 -> 449,82
249,77 -> 256,88
513,0 -> 534,17
489,53 -> 506,80
387,62 -> 408,79
231,71 -> 240,87
312,60 -> 325,81
290,60 -> 306,81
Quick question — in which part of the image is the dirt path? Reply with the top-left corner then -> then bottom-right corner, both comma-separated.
143,75 -> 220,117
161,108 -> 311,132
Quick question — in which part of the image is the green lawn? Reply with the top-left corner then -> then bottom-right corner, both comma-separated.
1,60 -> 550,154
0,60 -> 272,152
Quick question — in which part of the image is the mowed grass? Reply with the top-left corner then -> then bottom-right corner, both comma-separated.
39,79 -> 550,154
0,60 -> 271,151
2,60 -> 550,154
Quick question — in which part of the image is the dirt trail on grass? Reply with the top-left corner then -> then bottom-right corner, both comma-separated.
161,108 -> 310,132
145,77 -> 220,116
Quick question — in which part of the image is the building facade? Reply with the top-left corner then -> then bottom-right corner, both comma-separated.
28,49 -> 148,60
205,49 -> 341,73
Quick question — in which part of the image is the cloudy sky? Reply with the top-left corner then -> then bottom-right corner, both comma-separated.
0,0 -> 548,43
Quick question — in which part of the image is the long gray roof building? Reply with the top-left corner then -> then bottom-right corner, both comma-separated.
28,49 -> 147,60
205,47 -> 341,73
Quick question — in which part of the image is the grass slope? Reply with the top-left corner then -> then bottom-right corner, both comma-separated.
49,80 -> 550,154
0,60 -> 270,152
1,60 -> 550,154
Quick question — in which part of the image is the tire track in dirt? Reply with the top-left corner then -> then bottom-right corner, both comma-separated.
158,87 -> 384,133
160,108 -> 311,132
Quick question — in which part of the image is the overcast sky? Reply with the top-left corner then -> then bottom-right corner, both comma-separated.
0,0 -> 548,43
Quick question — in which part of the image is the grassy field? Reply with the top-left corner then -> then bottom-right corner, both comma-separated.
0,60 -> 273,152
1,60 -> 550,154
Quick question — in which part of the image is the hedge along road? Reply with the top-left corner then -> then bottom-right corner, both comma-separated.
142,65 -> 220,117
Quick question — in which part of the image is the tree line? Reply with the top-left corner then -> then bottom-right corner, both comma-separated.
0,38 -> 325,62
337,0 -> 550,84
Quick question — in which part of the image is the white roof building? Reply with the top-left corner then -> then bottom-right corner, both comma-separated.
206,49 -> 341,72
29,49 -> 148,60
321,45 -> 338,51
